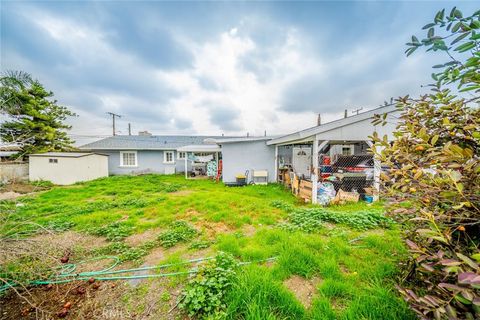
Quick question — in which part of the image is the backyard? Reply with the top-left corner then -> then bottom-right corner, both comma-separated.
0,175 -> 415,319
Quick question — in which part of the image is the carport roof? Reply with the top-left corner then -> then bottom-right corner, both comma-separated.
267,104 -> 397,145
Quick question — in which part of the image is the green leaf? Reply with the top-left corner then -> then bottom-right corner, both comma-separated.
470,20 -> 480,29
459,85 -> 480,92
455,41 -> 475,52
472,253 -> 480,263
453,9 -> 463,19
428,28 -> 435,38
451,32 -> 470,45
423,23 -> 436,30
452,22 -> 462,32
435,9 -> 445,23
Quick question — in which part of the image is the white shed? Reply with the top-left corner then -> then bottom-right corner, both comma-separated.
29,152 -> 109,185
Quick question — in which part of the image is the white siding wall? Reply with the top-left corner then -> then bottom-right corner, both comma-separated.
29,155 -> 108,185
221,141 -> 276,183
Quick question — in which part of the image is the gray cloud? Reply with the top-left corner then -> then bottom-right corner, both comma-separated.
209,106 -> 242,131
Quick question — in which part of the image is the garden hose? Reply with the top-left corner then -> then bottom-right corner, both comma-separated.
0,255 -> 277,294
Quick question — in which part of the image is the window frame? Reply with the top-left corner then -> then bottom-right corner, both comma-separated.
120,151 -> 138,167
163,151 -> 175,164
178,152 -> 186,160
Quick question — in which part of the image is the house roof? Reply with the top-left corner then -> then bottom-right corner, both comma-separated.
79,135 -> 235,151
267,104 -> 397,145
29,152 -> 107,158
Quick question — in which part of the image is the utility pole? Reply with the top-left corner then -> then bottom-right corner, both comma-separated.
106,112 -> 121,136
128,123 -> 131,136
317,113 -> 321,126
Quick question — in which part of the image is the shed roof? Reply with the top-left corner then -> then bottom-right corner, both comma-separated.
80,135 -> 234,151
267,104 -> 397,145
29,152 -> 107,158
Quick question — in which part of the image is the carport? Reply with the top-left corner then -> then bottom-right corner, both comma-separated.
177,144 -> 221,179
267,105 -> 399,203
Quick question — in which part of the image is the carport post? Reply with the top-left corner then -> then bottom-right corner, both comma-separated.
311,137 -> 319,204
366,141 -> 382,201
312,139 -> 329,204
184,153 -> 188,179
274,145 -> 278,182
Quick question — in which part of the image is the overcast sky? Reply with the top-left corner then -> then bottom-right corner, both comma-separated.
1,1 -> 478,145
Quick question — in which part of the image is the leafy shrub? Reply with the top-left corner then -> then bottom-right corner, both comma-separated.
279,208 -> 394,232
372,7 -> 480,319
163,183 -> 182,193
92,222 -> 133,241
92,241 -> 148,262
158,221 -> 197,248
179,252 -> 238,319
189,240 -> 212,250
270,200 -> 294,212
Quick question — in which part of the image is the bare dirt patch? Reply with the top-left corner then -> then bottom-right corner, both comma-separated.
143,247 -> 167,266
1,231 -> 107,266
176,208 -> 201,220
169,190 -> 193,197
241,224 -> 257,237
0,191 -> 23,200
125,228 -> 162,247
194,221 -> 232,239
283,275 -> 322,309
0,182 -> 49,194
0,278 -> 185,320
183,248 -> 214,261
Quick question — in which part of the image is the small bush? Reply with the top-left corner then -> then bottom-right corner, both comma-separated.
179,252 -> 238,319
158,221 -> 197,248
279,208 -> 394,232
92,242 -> 148,262
92,222 -> 133,241
189,240 -> 212,250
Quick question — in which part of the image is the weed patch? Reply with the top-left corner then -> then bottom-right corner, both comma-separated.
179,252 -> 238,319
276,204 -> 395,232
158,221 -> 197,248
189,239 -> 212,250
91,222 -> 134,241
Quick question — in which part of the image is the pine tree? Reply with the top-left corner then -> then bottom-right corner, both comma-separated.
0,71 -> 76,157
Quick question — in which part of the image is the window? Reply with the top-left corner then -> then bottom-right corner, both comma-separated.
342,146 -> 352,155
120,151 -> 137,167
49,158 -> 58,164
164,151 -> 174,164
178,152 -> 186,160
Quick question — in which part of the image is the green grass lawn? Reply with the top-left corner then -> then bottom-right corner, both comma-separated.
0,175 -> 415,319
